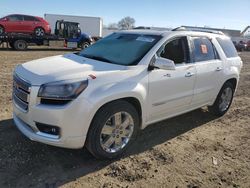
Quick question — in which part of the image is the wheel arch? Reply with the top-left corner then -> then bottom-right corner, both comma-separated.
34,26 -> 45,30
225,77 -> 237,91
90,96 -> 143,129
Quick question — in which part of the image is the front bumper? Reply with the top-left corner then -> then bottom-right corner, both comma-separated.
13,86 -> 94,149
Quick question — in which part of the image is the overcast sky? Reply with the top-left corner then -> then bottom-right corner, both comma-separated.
0,0 -> 249,31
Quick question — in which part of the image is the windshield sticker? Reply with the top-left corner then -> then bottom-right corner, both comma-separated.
201,44 -> 208,54
136,36 -> 155,43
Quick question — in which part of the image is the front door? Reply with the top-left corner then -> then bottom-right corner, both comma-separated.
147,36 -> 196,123
6,15 -> 24,32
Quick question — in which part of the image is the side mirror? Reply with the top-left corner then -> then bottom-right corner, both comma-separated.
2,17 -> 9,21
154,57 -> 176,70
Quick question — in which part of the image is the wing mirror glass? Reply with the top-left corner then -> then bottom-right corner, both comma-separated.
154,57 -> 176,70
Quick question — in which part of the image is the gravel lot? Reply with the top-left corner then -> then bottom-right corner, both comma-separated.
0,47 -> 249,188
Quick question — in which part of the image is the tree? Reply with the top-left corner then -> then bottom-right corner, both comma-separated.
107,23 -> 118,29
118,16 -> 135,30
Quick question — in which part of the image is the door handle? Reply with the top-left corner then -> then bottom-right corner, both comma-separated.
216,67 -> 223,71
185,72 -> 195,77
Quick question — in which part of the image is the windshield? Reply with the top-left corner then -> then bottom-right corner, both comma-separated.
78,33 -> 162,65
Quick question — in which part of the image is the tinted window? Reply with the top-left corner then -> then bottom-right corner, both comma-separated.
23,15 -> 37,21
8,15 -> 23,21
79,33 -> 162,65
192,37 -> 217,62
158,37 -> 190,64
216,38 -> 238,58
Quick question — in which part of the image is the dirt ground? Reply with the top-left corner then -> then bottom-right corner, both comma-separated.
0,47 -> 249,188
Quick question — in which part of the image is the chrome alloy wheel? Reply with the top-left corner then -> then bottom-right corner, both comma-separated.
219,87 -> 233,112
100,111 -> 134,153
35,28 -> 45,37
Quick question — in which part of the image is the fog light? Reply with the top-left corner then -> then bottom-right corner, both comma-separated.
36,122 -> 60,136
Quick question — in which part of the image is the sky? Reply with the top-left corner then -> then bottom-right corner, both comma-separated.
0,0 -> 249,31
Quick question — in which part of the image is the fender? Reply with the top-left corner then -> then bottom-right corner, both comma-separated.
210,66 -> 239,105
85,81 -> 148,130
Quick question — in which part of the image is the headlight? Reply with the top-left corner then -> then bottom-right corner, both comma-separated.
38,79 -> 88,100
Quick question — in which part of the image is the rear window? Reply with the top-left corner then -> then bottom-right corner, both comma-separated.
23,15 -> 38,21
192,37 -> 217,62
216,38 -> 238,58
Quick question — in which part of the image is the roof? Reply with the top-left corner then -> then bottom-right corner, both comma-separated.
117,29 -> 171,36
116,29 -> 226,38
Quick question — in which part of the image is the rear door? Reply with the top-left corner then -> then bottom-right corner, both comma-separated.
23,15 -> 39,32
6,15 -> 24,32
147,36 -> 196,122
190,36 -> 223,106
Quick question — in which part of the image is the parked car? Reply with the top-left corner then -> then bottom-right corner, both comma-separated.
0,14 -> 51,37
247,40 -> 250,51
13,29 -> 242,159
233,40 -> 247,51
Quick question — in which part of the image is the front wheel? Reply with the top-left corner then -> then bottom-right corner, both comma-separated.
86,100 -> 139,159
209,82 -> 235,116
81,42 -> 90,49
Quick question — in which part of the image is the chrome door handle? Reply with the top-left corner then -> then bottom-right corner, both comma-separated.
185,72 -> 195,77
216,67 -> 223,71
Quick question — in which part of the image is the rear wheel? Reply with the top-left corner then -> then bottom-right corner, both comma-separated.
209,82 -> 235,116
86,100 -> 139,159
13,40 -> 28,51
0,25 -> 4,35
34,27 -> 45,37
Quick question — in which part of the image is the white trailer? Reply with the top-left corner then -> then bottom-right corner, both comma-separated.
44,13 -> 103,37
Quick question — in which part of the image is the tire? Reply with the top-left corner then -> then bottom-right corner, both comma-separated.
208,82 -> 235,117
81,42 -> 90,49
34,27 -> 45,37
86,100 -> 139,159
0,25 -> 4,35
13,40 -> 28,51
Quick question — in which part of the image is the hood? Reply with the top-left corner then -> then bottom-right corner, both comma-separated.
15,53 -> 126,85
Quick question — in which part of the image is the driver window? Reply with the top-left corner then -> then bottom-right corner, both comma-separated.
158,37 -> 190,64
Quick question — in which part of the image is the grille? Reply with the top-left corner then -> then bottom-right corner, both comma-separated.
13,74 -> 31,111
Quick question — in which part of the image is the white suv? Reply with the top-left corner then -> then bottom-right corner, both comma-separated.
13,29 -> 242,159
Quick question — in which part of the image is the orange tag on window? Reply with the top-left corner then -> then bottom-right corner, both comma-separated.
201,44 -> 208,54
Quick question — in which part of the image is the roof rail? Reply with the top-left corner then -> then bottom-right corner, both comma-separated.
172,26 -> 225,35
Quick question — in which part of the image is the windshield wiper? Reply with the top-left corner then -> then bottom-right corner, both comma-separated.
81,54 -> 114,64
